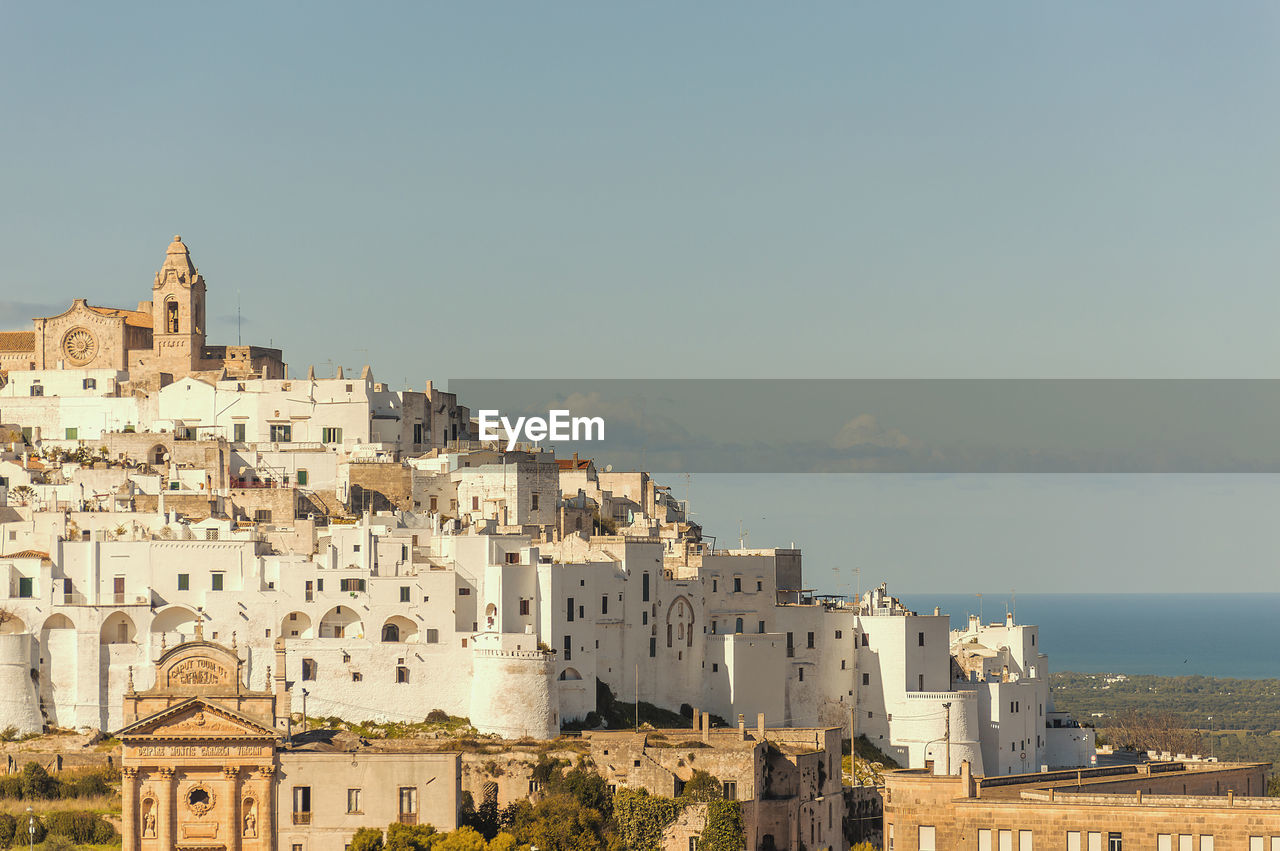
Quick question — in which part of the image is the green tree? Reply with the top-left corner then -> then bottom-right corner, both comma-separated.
681,770 -> 723,803
21,762 -> 59,799
696,800 -> 744,851
349,827 -> 385,851
385,822 -> 438,851
432,826 -> 487,851
486,832 -> 518,851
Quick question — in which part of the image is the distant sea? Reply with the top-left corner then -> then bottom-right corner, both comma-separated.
899,593 -> 1280,679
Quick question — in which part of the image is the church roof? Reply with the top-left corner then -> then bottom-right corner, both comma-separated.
160,234 -> 198,278
0,331 -> 34,352
114,695 -> 282,740
87,305 -> 153,328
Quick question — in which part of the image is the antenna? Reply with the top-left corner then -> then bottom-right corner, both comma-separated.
237,289 -> 242,346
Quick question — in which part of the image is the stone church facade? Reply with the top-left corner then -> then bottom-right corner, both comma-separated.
0,235 -> 285,384
115,628 -> 461,851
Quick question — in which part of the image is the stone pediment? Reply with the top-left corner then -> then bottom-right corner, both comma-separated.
118,697 -> 280,742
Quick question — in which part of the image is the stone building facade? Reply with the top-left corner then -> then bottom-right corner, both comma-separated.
116,630 -> 462,851
883,759 -> 1273,850
0,235 -> 284,384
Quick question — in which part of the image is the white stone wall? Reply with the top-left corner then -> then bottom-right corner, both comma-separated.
0,633 -> 41,734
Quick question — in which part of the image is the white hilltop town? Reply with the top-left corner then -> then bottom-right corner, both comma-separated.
0,236 -> 1096,848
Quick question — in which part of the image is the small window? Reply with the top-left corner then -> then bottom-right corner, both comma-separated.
835,630 -> 842,639
712,663 -> 719,672
918,631 -> 925,646
756,580 -> 763,591
233,423 -> 246,442
426,629 -> 439,643
351,672 -> 362,682
567,597 -> 575,622
1108,834 -> 1122,851
799,668 -> 804,682
211,573 -> 224,591
919,826 -> 936,851
601,595 -> 608,615
733,577 -> 742,593
322,427 -> 343,444
18,577 -> 33,598
296,469 -> 308,486
722,781 -> 737,800
471,496 -> 479,510
649,637 -> 656,658
807,631 -> 815,649
29,385 -> 43,397
347,788 -> 362,813
862,673 -> 870,686
861,633 -> 869,647
531,493 -> 540,510
177,573 -> 190,591
399,787 -> 417,815
83,378 -> 96,390
396,666 -> 410,683
563,635 -> 572,661
302,658 -> 317,681
458,586 -> 471,596
65,427 -> 78,440
254,509 -> 272,524
758,620 -> 765,633
520,599 -> 530,616
400,586 -> 411,602
269,424 -> 292,442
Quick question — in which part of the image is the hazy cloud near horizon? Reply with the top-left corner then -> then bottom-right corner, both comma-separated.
0,299 -> 65,331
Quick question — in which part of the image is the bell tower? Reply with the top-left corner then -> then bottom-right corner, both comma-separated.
151,235 -> 207,376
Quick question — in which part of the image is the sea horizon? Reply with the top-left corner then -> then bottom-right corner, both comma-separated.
899,592 -> 1280,679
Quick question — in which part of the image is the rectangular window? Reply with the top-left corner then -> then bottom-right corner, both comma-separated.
999,831 -> 1012,851
399,786 -> 417,816
1088,833 -> 1102,851
396,666 -> 410,683
347,788 -> 362,813
302,658 -> 317,680
211,573 -> 224,591
296,469 -> 308,486
322,427 -> 343,444
733,577 -> 742,592
642,572 -> 650,602
567,597 -> 575,622
757,580 -> 763,591
65,427 -> 78,440
531,493 -> 540,510
759,620 -> 766,633
292,786 -> 312,823
1179,838 -> 1193,851
722,781 -> 737,800
83,378 -> 96,390
861,633 -> 869,647
601,595 -> 608,615
919,826 -> 936,851
520,599 -> 530,616
862,673 -> 870,686
1066,833 -> 1081,851
1020,830 -> 1033,851
18,577 -> 33,598
413,423 -> 424,444
918,631 -> 925,646
270,424 -> 292,442
649,637 -> 656,658
458,587 -> 470,596
563,635 -> 572,661
1108,834 -> 1122,851
400,586 -> 411,602
178,573 -> 189,590
340,578 -> 366,592
979,830 -> 992,851
426,629 -> 439,643
807,631 -> 815,649
233,423 -> 246,442
29,385 -> 43,396
429,495 -> 438,512
1249,841 -> 1264,851
1200,838 -> 1213,851
254,509 -> 272,524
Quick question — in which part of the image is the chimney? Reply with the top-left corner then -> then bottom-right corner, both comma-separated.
1006,611 -> 1014,626
934,606 -> 941,616
757,713 -> 766,739
737,714 -> 746,740
1002,665 -> 1010,683
693,708 -> 701,730
701,712 -> 711,744
960,760 -> 974,798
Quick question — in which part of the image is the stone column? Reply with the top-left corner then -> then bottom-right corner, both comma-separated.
156,767 -> 176,850
121,767 -> 139,851
223,766 -> 241,851
258,765 -> 277,850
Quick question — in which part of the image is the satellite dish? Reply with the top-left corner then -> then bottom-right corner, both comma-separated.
605,464 -> 613,472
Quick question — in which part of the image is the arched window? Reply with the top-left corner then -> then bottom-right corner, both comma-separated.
166,300 -> 179,333
735,617 -> 744,634
381,623 -> 400,642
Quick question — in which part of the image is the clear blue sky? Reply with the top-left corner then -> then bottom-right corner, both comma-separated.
3,2 -> 1278,380
3,4 -> 1278,591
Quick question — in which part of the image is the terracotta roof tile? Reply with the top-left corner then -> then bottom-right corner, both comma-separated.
0,331 -> 35,352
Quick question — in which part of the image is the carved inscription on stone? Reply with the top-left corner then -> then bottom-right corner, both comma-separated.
168,658 -> 230,687
135,745 -> 269,757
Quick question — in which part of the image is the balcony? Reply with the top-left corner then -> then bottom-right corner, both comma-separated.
292,812 -> 311,825
397,813 -> 418,825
